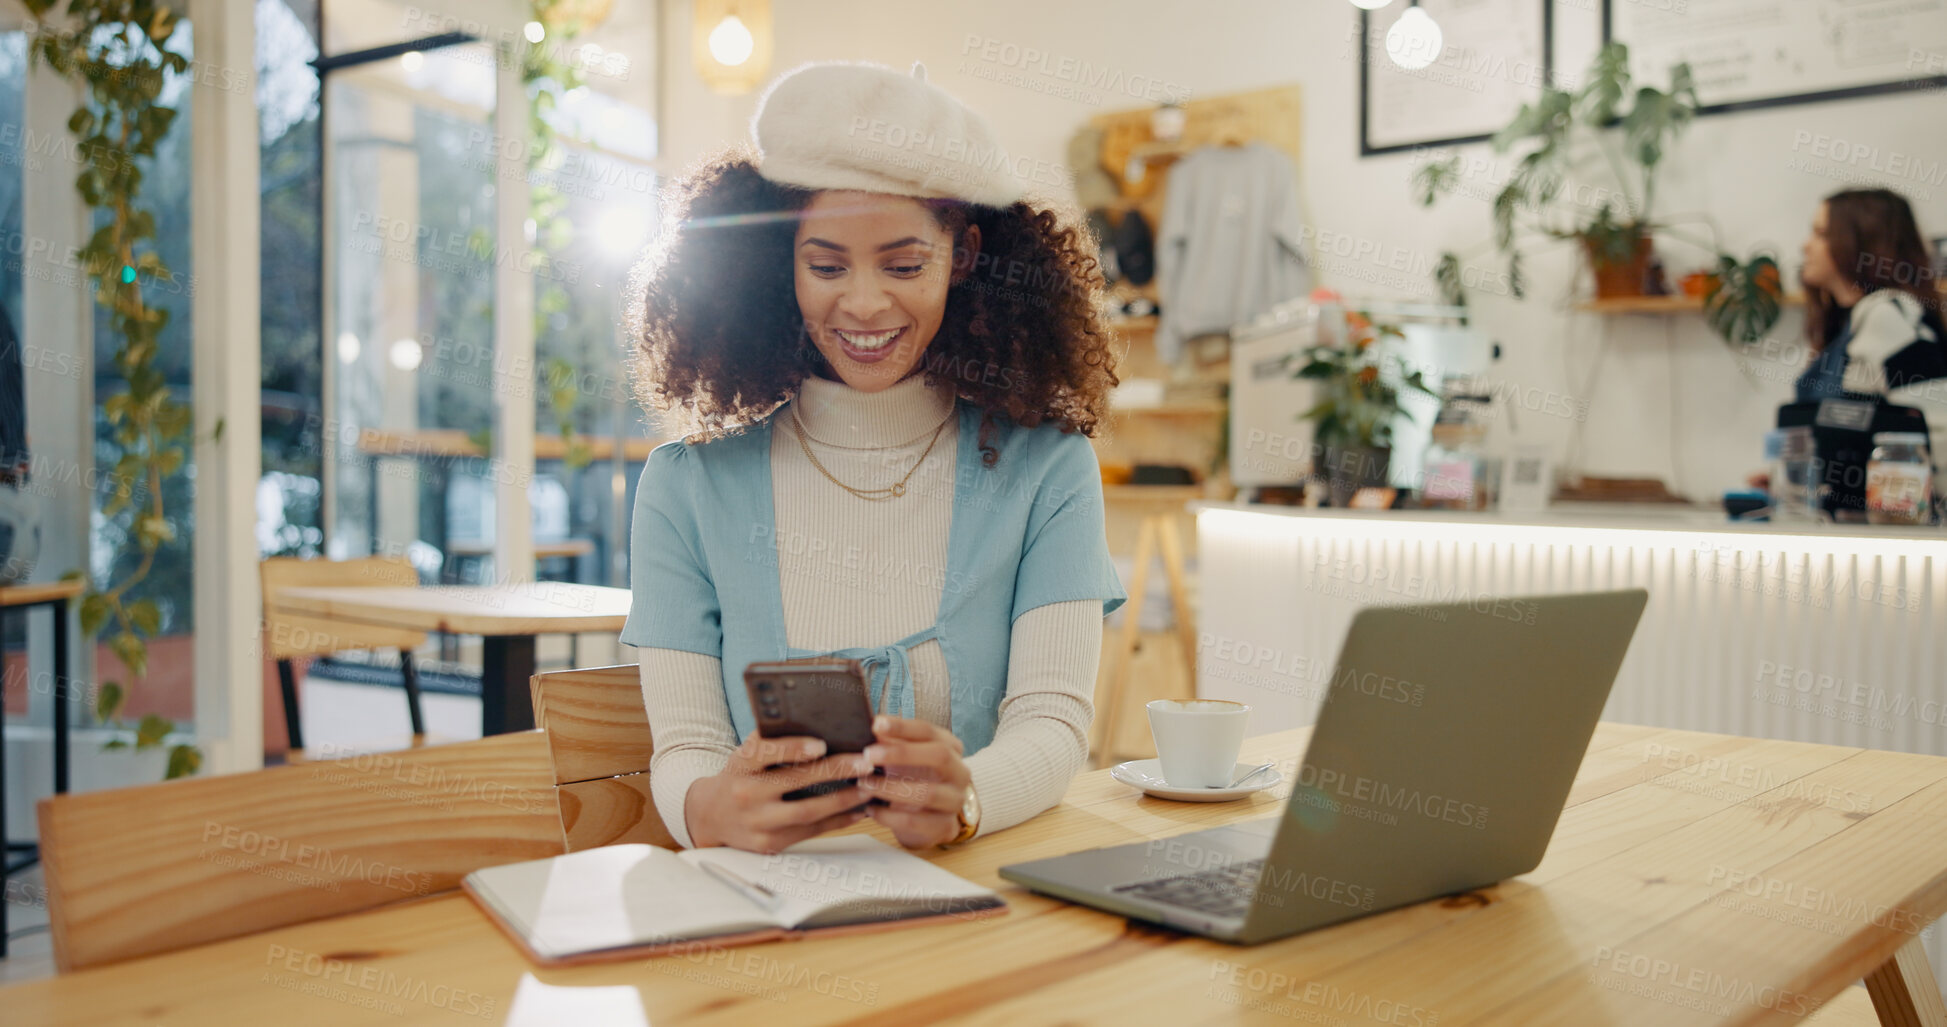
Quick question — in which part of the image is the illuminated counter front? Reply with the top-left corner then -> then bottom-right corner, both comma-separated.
1195,502 -> 1947,756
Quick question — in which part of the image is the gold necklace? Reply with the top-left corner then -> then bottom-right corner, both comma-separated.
789,406 -> 949,501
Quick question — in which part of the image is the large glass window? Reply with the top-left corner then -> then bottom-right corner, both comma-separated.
261,0 -> 325,561
318,1 -> 661,594
325,38 -> 499,566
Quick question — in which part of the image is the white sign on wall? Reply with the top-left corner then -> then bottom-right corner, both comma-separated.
1609,0 -> 1947,112
1361,0 -> 1552,155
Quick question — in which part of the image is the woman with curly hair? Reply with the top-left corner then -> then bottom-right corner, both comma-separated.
618,60 -> 1126,854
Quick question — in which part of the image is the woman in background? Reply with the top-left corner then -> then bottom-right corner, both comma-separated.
1795,188 -> 1945,402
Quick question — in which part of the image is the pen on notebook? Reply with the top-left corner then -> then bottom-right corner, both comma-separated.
700,861 -> 779,912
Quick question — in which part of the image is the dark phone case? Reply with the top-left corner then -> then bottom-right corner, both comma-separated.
743,658 -> 881,800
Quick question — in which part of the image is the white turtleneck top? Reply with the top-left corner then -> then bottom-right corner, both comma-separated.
637,372 -> 1104,847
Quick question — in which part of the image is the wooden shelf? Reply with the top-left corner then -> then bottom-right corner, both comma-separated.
1574,293 -> 1803,314
1577,283 -> 1945,315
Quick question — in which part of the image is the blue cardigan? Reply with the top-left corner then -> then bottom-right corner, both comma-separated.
619,401 -> 1128,755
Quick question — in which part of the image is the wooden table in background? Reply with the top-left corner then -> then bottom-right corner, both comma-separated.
8,722 -> 1947,1024
0,579 -> 83,957
270,584 -> 630,735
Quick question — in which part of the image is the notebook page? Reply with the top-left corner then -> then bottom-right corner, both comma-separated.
684,836 -> 1001,929
467,844 -> 777,959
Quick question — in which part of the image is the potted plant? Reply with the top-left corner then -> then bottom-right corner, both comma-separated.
1414,43 -> 1784,342
1294,303 -> 1437,507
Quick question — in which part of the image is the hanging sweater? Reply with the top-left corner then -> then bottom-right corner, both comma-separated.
1155,142 -> 1312,365
637,372 -> 1104,848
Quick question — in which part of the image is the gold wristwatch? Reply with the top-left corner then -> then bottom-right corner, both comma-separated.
944,784 -> 981,846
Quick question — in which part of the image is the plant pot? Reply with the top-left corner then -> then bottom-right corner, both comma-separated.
1319,445 -> 1391,508
1585,234 -> 1654,299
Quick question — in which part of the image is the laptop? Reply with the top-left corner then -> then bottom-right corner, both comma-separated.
998,588 -> 1648,944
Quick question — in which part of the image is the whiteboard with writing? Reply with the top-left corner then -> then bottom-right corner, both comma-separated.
1610,0 -> 1947,110
1361,0 -> 1550,155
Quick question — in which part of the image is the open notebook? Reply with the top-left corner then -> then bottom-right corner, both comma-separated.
464,836 -> 1007,965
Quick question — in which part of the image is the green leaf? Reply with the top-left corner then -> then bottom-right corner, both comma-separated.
135,713 -> 172,749
1577,43 -> 1631,124
1410,156 -> 1461,207
97,681 -> 125,722
127,597 -> 162,636
102,738 -> 130,751
1491,184 -> 1525,251
135,514 -> 175,551
79,592 -> 111,637
108,631 -> 148,680
1433,252 -> 1466,308
165,743 -> 202,779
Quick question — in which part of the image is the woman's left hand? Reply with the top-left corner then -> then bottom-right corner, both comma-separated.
858,715 -> 970,849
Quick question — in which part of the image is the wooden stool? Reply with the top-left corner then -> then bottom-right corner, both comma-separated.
1092,487 -> 1200,768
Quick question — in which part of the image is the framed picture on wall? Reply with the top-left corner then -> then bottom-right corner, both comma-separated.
1604,0 -> 1947,115
1359,0 -> 1554,156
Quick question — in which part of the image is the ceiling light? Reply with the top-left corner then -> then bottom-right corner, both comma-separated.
708,15 -> 753,67
1386,5 -> 1443,71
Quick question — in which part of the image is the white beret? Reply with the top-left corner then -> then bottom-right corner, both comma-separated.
750,60 -> 1023,208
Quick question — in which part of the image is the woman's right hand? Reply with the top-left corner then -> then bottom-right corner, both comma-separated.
684,734 -> 874,853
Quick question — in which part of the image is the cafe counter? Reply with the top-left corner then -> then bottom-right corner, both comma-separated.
1193,501 -> 1947,756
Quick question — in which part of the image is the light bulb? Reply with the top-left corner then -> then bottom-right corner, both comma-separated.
708,15 -> 754,67
1386,7 -> 1443,71
1350,0 -> 1393,9
336,332 -> 360,364
523,21 -> 545,43
400,50 -> 423,73
388,339 -> 423,371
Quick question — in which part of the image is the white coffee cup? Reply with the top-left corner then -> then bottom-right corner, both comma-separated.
1145,699 -> 1250,788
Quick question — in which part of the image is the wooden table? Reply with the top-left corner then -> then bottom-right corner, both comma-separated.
0,579 -> 83,957
8,722 -> 1947,1023
270,584 -> 629,735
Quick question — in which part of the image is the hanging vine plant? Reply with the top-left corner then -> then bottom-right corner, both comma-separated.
26,0 -> 202,778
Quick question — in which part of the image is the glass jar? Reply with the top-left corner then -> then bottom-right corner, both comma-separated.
1770,426 -> 1817,521
1421,423 -> 1497,510
1865,432 -> 1933,526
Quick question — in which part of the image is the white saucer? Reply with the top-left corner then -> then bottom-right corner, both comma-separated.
1110,759 -> 1283,802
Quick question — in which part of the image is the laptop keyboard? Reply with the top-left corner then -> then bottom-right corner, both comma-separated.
1112,858 -> 1264,920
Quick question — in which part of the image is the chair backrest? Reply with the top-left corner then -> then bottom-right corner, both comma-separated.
529,664 -> 677,852
36,732 -> 562,972
259,555 -> 428,659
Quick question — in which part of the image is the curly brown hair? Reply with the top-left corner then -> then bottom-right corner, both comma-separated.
626,145 -> 1119,466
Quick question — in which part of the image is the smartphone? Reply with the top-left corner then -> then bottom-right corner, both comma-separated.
743,658 -> 881,801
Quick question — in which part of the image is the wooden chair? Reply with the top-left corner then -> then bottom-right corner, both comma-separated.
34,732 -> 562,972
529,664 -> 678,851
260,556 -> 429,751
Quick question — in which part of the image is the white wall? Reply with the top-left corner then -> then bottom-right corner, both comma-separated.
656,1 -> 1947,496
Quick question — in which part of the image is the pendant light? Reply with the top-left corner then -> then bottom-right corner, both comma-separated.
1349,0 -> 1393,9
1386,1 -> 1443,71
693,0 -> 773,95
